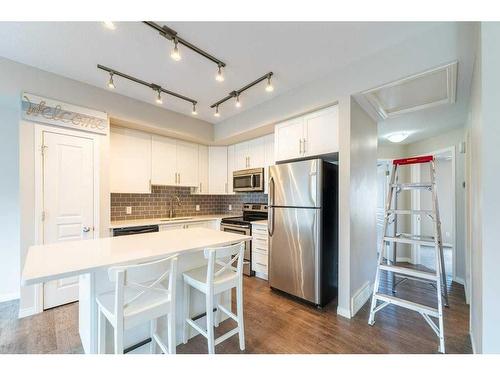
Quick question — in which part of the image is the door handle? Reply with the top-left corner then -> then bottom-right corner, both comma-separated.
302,138 -> 307,154
299,139 -> 302,154
83,226 -> 91,233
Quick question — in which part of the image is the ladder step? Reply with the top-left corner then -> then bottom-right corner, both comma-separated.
375,293 -> 439,317
384,233 -> 437,246
387,209 -> 434,216
392,183 -> 433,190
379,264 -> 438,281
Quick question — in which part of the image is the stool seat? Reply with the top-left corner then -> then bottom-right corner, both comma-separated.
183,265 -> 237,294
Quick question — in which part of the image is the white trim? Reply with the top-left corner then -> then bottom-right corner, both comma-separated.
336,306 -> 351,319
18,306 -> 38,319
29,122 -> 101,316
470,329 -> 477,354
350,281 -> 372,317
0,293 -> 19,303
454,276 -> 465,286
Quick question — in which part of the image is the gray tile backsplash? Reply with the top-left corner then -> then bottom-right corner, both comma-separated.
111,185 -> 268,221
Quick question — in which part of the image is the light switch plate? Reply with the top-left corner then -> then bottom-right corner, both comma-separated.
126,206 -> 132,215
228,204 -> 232,211
195,205 -> 200,211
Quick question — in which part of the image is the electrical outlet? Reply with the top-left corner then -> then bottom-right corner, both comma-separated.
126,206 -> 132,215
195,205 -> 200,212
228,204 -> 232,211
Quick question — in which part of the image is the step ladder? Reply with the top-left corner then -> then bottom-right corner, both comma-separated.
368,155 -> 449,353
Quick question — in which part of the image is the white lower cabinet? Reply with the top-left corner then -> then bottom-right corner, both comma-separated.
159,219 -> 217,231
251,223 -> 268,280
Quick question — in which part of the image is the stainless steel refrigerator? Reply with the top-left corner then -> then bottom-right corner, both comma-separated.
268,158 -> 338,306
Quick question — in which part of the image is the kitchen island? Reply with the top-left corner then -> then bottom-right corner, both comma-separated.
22,228 -> 251,354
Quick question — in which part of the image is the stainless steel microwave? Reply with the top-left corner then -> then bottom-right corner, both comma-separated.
233,168 -> 265,192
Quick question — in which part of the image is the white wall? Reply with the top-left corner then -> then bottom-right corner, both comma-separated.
0,56 -> 213,310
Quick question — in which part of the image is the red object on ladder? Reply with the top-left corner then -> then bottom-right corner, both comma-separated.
393,155 -> 434,165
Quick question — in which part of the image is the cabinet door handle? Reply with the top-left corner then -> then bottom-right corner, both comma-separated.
199,182 -> 202,192
178,173 -> 181,184
303,138 -> 307,154
299,139 -> 303,154
225,182 -> 228,193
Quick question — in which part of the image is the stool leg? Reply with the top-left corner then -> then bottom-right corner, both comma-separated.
97,307 -> 106,354
183,282 -> 190,344
150,319 -> 157,354
214,293 -> 222,327
236,284 -> 245,351
168,311 -> 176,354
206,293 -> 215,354
114,320 -> 124,354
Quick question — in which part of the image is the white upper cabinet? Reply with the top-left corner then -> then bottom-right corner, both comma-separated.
303,105 -> 339,157
263,133 -> 275,194
227,145 -> 235,194
176,140 -> 199,187
234,137 -> 265,170
197,144 -> 209,194
110,127 -> 152,194
274,104 -> 339,162
208,146 -> 228,194
151,135 -> 177,186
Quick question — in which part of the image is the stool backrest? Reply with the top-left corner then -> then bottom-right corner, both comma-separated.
108,254 -> 178,318
203,242 -> 245,287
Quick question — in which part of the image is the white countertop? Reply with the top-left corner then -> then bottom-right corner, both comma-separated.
109,214 -> 237,229
251,220 -> 268,226
22,228 -> 251,285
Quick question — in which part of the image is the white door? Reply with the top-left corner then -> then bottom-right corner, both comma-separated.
176,140 -> 199,187
42,131 -> 95,309
151,134 -> 176,186
303,105 -> 339,156
275,118 -> 304,162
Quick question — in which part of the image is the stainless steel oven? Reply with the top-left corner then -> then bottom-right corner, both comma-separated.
233,168 -> 264,192
219,222 -> 252,276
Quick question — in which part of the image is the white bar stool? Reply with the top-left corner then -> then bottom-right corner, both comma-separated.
96,254 -> 178,354
182,242 -> 245,354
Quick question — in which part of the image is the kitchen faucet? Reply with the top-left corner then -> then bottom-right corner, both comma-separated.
168,195 -> 181,218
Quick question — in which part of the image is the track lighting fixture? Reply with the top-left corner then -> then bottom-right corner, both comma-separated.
210,72 -> 273,112
216,65 -> 225,82
265,74 -> 274,92
103,21 -> 116,30
192,103 -> 198,116
97,64 -> 197,115
214,105 -> 220,117
107,72 -> 115,89
144,21 -> 226,72
170,38 -> 181,61
155,89 -> 163,105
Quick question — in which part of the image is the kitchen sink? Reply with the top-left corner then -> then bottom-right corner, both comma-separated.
159,217 -> 193,222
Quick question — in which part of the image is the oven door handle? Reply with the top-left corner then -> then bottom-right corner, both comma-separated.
221,223 -> 251,230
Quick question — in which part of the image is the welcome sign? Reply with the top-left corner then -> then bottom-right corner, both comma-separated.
21,92 -> 109,135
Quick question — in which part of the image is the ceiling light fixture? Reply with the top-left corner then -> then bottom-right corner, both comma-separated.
386,132 -> 409,143
265,74 -> 274,92
192,103 -> 198,116
103,21 -> 116,30
210,72 -> 274,112
97,64 -> 197,115
143,21 -> 226,71
107,72 -> 115,89
170,38 -> 181,61
214,105 -> 220,117
216,64 -> 225,82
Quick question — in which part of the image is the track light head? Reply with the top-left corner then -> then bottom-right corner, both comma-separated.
103,22 -> 116,30
216,65 -> 224,82
192,103 -> 198,115
265,74 -> 274,92
170,38 -> 181,61
235,93 -> 241,108
214,105 -> 220,117
155,89 -> 163,105
107,72 -> 115,89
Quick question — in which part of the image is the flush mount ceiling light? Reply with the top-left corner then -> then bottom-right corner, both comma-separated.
97,64 -> 198,115
210,72 -> 274,115
103,21 -> 116,30
386,132 -> 409,143
143,21 -> 226,82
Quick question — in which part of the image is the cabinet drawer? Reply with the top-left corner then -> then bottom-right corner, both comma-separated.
252,226 -> 268,235
252,237 -> 268,249
252,251 -> 268,268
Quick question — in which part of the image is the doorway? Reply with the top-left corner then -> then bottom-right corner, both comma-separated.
35,125 -> 98,309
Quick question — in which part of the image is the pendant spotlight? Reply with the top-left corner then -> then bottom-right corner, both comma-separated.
143,22 -> 226,76
210,72 -> 274,113
103,21 -> 116,30
97,64 -> 198,116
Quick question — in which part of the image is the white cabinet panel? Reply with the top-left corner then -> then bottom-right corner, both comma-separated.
263,134 -> 274,194
274,118 -> 304,162
303,105 -> 339,156
234,142 -> 248,170
176,140 -> 199,187
197,145 -> 209,194
246,137 -> 265,168
110,127 -> 151,194
208,146 -> 228,194
227,145 -> 235,194
151,135 -> 176,186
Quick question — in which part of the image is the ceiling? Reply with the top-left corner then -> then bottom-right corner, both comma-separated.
0,22 -> 442,124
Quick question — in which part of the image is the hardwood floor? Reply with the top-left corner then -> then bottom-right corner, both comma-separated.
0,272 -> 471,354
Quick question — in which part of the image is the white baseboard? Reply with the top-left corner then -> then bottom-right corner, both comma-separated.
351,281 -> 372,317
18,306 -> 38,319
470,329 -> 477,354
0,293 -> 19,304
454,276 -> 465,285
336,306 -> 351,319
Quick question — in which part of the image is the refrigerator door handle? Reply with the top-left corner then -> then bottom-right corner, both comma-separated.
268,176 -> 275,236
